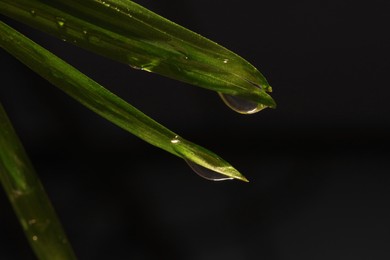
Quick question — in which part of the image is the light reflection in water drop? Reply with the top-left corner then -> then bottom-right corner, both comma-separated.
170,135 -> 180,144
56,17 -> 66,28
185,160 -> 233,181
128,63 -> 155,72
219,93 -> 267,114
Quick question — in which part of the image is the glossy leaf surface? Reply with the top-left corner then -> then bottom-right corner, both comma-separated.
0,0 -> 275,110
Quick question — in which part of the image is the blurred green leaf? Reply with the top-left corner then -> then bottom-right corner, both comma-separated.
0,102 -> 77,260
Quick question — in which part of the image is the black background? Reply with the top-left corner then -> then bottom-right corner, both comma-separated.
1,0 -> 389,259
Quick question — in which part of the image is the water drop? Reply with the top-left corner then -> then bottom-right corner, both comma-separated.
101,1 -> 111,7
30,10 -> 36,17
56,17 -> 66,28
128,61 -> 158,72
141,67 -> 153,73
129,64 -> 142,70
171,135 -> 180,144
219,93 -> 267,114
32,235 -> 38,241
223,58 -> 229,64
185,160 -> 233,181
82,30 -> 90,42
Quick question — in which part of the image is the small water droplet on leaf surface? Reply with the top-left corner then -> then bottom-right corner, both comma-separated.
170,135 -> 180,144
56,17 -> 66,28
185,160 -> 234,181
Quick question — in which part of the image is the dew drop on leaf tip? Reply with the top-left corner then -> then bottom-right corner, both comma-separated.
185,160 -> 234,181
218,93 -> 267,114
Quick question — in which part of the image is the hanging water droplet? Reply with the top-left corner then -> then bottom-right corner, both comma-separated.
30,10 -> 36,17
223,58 -> 229,64
185,160 -> 233,181
218,93 -> 267,114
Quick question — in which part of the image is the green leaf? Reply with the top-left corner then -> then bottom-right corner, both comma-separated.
0,20 -> 248,182
0,102 -> 77,260
0,0 -> 275,110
